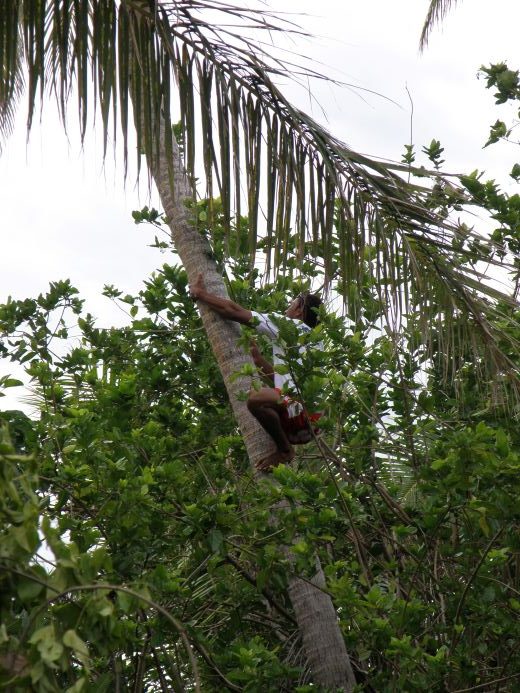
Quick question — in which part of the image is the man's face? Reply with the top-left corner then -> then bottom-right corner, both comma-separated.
285,295 -> 304,320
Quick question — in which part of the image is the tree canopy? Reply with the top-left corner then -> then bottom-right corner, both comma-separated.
1,198 -> 520,688
1,0 -> 519,381
2,2 -> 520,689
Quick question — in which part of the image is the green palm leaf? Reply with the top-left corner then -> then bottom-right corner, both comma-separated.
0,1 -> 518,390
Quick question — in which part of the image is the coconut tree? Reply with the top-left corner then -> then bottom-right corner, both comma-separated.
1,1 -> 518,690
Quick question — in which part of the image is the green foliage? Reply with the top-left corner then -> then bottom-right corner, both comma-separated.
485,119 -> 509,147
401,144 -> 416,166
2,65 -> 520,690
458,63 -> 520,271
480,63 -> 520,104
422,139 -> 445,169
1,234 -> 520,690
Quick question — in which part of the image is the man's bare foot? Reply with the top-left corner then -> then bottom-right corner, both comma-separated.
256,446 -> 295,473
277,446 -> 295,464
256,451 -> 280,473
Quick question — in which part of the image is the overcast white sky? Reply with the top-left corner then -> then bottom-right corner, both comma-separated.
2,0 -> 520,409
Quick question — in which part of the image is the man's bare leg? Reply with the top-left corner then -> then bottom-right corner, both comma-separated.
247,388 -> 294,471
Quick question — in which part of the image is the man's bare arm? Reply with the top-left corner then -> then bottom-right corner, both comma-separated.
250,342 -> 275,387
189,274 -> 252,324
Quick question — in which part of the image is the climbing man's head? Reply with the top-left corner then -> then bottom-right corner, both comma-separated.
300,291 -> 322,328
286,291 -> 322,328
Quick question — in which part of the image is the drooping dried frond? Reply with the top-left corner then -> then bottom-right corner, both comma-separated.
0,1 -> 519,392
0,5 -> 24,150
420,0 -> 460,50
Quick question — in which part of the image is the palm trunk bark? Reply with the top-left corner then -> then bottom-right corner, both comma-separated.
149,127 -> 356,691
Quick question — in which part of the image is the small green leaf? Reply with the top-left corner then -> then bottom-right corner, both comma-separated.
63,629 -> 89,658
0,624 -> 8,644
484,119 -> 508,147
479,515 -> 490,537
208,528 -> 223,553
29,626 -> 53,645
16,576 -> 44,603
117,591 -> 133,613
509,598 -> 520,611
496,429 -> 509,457
32,626 -> 64,664
292,540 -> 309,555
274,364 -> 290,375
2,378 -> 23,388
12,525 -> 39,553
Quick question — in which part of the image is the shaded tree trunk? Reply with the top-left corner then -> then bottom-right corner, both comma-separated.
149,127 -> 356,691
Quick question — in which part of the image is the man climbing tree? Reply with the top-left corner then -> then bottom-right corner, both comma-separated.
190,274 -> 323,471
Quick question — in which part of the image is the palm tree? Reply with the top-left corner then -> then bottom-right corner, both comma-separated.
0,1 -> 517,689
1,1 -> 514,374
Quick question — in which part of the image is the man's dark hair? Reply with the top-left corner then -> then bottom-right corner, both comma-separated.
300,292 -> 322,328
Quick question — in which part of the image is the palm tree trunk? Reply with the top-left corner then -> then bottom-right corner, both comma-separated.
152,135 -> 277,466
150,126 -> 356,691
286,557 -> 356,689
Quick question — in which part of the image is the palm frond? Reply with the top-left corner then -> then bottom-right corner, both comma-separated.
0,3 -> 24,150
1,1 -> 519,391
420,0 -> 460,50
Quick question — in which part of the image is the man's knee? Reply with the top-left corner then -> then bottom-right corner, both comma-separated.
247,391 -> 264,413
247,389 -> 278,414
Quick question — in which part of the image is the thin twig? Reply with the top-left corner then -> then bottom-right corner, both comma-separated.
451,671 -> 520,693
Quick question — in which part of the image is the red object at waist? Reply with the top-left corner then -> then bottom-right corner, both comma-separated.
274,387 -> 322,423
